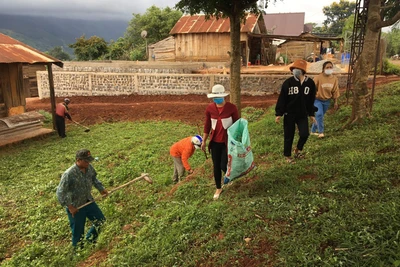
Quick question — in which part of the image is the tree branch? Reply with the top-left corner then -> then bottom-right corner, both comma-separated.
378,11 -> 400,28
381,3 -> 398,9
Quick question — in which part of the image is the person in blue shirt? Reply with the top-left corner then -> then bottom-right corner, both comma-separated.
56,149 -> 108,248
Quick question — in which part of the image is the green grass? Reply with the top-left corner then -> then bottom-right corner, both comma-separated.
1,82 -> 400,266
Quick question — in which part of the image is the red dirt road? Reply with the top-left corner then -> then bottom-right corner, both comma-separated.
26,94 -> 279,125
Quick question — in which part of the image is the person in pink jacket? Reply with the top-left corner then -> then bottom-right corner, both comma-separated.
55,98 -> 72,138
170,135 -> 203,183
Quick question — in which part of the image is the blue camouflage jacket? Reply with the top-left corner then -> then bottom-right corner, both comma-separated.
56,164 -> 105,208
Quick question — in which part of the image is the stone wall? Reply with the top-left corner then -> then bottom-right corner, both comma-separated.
38,68 -> 348,98
52,61 -> 228,74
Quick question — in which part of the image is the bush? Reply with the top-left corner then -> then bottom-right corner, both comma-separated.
380,58 -> 400,75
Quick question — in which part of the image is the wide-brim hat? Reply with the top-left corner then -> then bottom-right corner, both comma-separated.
289,59 -> 308,73
207,84 -> 230,98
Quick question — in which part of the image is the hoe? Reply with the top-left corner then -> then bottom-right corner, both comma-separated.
78,173 -> 153,209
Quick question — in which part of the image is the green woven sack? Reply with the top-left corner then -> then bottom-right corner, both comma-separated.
224,118 -> 255,184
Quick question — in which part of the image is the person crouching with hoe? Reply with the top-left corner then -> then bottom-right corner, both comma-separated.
170,135 -> 203,183
56,149 -> 108,249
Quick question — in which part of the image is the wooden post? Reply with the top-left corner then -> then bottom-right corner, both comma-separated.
47,63 -> 56,130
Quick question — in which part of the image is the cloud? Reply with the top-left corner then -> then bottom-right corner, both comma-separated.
0,0 -> 180,20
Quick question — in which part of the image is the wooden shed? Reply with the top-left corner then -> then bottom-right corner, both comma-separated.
148,36 -> 176,62
275,32 -> 344,63
162,13 -> 270,65
0,33 -> 63,146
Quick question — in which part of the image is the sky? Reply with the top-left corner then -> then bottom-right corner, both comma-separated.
0,0 -> 334,24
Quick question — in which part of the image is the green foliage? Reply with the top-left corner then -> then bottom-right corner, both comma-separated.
129,43 -> 146,61
69,35 -> 109,61
1,82 -> 400,266
386,27 -> 400,57
125,6 -> 182,61
380,58 -> 400,75
106,37 -> 130,60
45,46 -> 71,61
175,0 -> 259,18
37,110 -> 52,124
383,0 -> 400,23
312,25 -> 329,34
323,0 -> 356,36
341,13 -> 355,36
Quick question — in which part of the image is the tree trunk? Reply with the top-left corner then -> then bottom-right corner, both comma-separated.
229,13 -> 242,116
350,0 -> 381,123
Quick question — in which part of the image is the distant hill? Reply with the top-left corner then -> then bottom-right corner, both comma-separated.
0,14 -> 129,56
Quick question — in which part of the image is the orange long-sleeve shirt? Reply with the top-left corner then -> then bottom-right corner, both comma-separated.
170,137 -> 195,171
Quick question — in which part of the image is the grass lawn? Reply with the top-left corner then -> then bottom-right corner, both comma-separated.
0,81 -> 399,266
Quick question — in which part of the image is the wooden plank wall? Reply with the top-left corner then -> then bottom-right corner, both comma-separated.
279,42 -> 315,62
0,69 -> 5,118
175,33 -> 231,62
23,64 -> 46,97
149,36 -> 176,61
0,63 -> 26,117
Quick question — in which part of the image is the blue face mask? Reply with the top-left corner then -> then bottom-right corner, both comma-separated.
213,97 -> 224,104
292,68 -> 302,78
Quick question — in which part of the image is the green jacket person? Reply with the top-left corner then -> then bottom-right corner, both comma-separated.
56,149 -> 108,248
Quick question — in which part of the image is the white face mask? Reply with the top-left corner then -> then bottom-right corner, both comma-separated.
324,69 -> 334,75
292,68 -> 302,78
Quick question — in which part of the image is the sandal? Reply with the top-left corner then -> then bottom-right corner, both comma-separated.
294,150 -> 305,159
213,189 -> 222,200
286,157 -> 296,164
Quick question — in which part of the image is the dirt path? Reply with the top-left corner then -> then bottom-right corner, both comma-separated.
25,75 -> 400,125
26,94 -> 279,125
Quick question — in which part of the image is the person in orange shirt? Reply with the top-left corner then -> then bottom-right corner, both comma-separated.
170,135 -> 203,183
55,98 -> 72,138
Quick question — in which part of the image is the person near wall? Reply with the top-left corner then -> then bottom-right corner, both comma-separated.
275,59 -> 317,164
170,135 -> 203,183
55,98 -> 72,138
310,61 -> 340,138
56,149 -> 108,249
201,84 -> 239,200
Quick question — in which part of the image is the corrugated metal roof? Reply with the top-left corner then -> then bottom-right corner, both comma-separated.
0,33 -> 63,67
170,14 -> 259,35
263,13 -> 305,36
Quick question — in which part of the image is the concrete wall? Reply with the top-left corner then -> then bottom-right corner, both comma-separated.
37,70 -> 348,98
